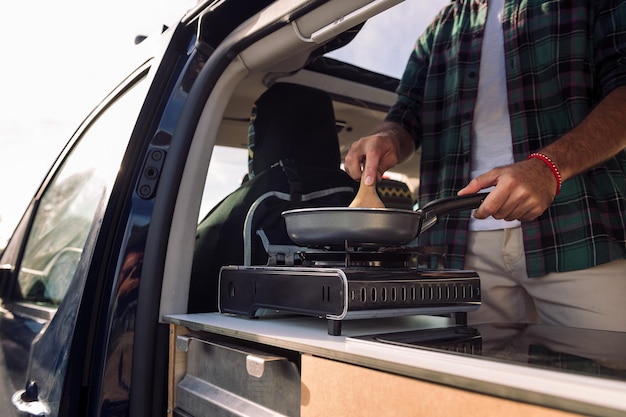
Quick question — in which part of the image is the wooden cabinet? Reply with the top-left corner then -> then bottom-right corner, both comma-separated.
300,355 -> 581,417
165,315 -> 623,417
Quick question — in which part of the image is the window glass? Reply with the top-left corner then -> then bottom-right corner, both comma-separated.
17,77 -> 149,306
198,145 -> 248,221
326,1 -> 449,78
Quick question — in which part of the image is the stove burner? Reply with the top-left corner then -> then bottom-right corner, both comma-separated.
224,234 -> 479,335
218,265 -> 480,335
264,243 -> 448,270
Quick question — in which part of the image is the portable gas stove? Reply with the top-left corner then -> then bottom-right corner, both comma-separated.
218,244 -> 481,335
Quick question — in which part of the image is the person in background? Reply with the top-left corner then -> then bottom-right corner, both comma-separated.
344,0 -> 626,331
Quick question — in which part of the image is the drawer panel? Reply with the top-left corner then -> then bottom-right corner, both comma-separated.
174,335 -> 300,417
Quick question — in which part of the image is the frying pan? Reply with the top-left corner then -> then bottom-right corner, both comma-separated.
282,192 -> 489,246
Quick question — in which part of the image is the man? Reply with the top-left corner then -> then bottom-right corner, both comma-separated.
344,0 -> 626,331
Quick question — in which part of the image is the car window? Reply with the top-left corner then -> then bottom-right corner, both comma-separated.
198,145 -> 248,221
16,77 -> 149,307
326,1 -> 450,78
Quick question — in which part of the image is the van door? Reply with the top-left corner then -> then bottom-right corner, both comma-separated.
0,71 -> 150,416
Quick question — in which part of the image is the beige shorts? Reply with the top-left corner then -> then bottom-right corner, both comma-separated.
464,227 -> 626,332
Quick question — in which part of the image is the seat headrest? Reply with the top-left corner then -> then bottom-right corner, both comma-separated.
247,83 -> 341,178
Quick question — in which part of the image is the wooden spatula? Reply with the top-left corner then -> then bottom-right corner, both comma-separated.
349,174 -> 385,208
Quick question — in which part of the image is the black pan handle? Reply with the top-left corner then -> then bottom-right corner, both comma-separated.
418,193 -> 489,234
420,192 -> 489,217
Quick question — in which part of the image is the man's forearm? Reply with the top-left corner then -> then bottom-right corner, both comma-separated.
540,86 -> 626,181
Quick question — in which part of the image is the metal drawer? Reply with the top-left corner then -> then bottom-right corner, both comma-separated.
174,335 -> 300,417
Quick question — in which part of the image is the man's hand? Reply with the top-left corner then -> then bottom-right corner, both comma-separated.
459,86 -> 626,222
457,158 -> 557,221
344,121 -> 415,184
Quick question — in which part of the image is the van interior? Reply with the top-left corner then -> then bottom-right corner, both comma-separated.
159,0 -> 440,317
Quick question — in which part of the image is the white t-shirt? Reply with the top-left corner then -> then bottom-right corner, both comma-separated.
469,0 -> 521,231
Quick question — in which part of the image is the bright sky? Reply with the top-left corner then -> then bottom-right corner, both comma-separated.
0,0 -> 448,246
0,0 -> 197,245
328,1 -> 447,77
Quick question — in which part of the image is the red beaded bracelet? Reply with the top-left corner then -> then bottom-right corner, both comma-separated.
527,152 -> 562,195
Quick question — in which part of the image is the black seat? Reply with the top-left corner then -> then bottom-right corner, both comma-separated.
188,83 -> 357,313
376,178 -> 415,210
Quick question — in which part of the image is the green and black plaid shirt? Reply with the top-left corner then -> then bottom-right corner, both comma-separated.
387,0 -> 626,277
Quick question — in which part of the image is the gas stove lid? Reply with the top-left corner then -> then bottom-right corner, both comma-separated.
352,323 -> 626,382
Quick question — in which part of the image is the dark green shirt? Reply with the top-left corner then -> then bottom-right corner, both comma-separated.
387,0 -> 626,276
